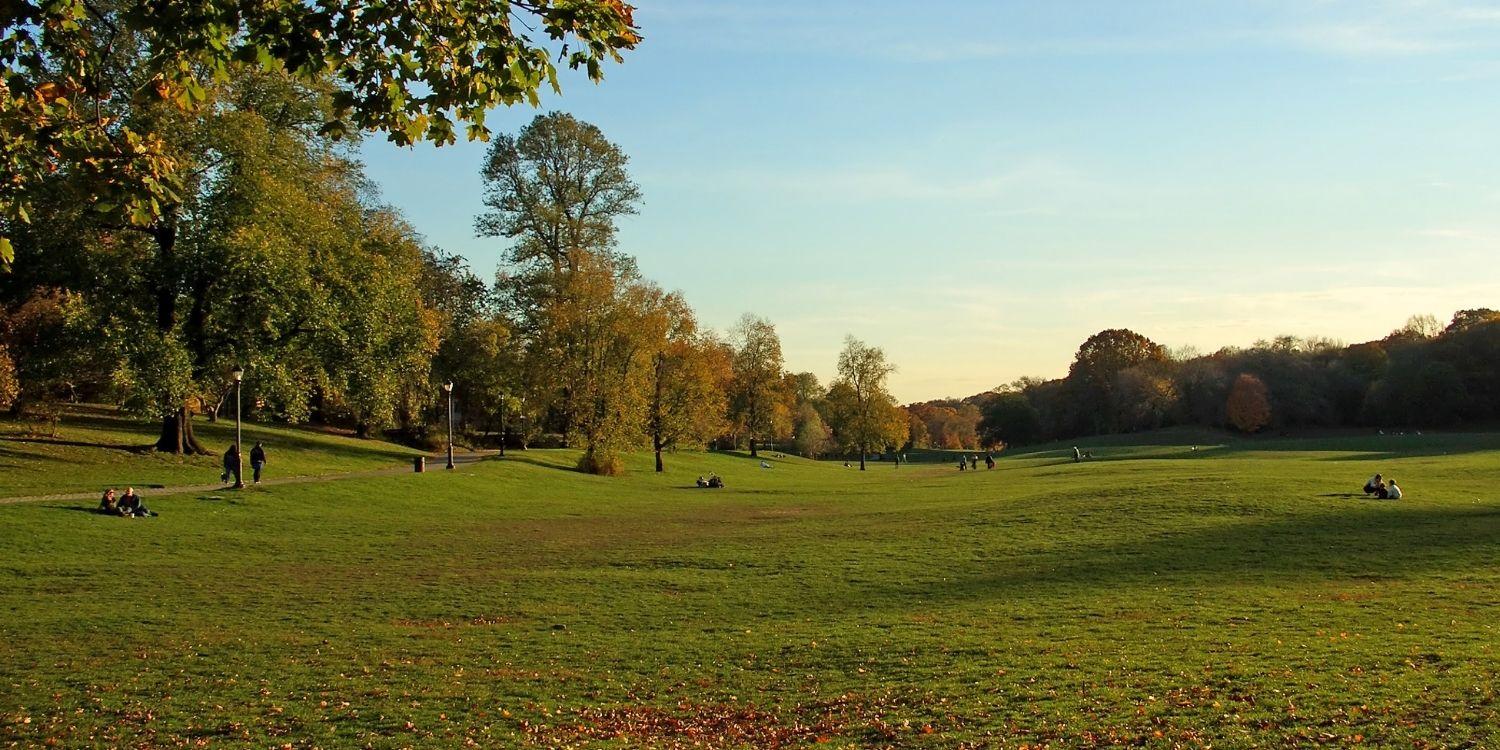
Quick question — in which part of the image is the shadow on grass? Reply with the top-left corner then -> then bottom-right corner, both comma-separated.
857,505 -> 1500,607
0,435 -> 151,452
41,411 -> 420,463
41,504 -> 97,514
500,452 -> 585,474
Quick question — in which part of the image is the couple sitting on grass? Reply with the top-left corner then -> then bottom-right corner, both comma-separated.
695,474 -> 724,489
99,487 -> 154,517
1362,473 -> 1403,500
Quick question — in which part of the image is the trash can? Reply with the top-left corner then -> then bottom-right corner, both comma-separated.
413,456 -> 426,473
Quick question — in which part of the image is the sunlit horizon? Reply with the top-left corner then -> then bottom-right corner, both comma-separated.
360,0 -> 1500,402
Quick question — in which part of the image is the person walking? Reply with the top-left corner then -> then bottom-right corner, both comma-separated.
221,444 -> 241,486
250,442 -> 267,484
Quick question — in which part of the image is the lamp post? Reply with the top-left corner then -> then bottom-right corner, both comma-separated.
231,366 -> 245,489
443,381 -> 455,470
498,395 -> 507,458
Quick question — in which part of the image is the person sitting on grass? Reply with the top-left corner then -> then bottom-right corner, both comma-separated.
118,487 -> 153,517
1363,473 -> 1383,496
99,488 -> 120,515
1385,479 -> 1402,500
696,476 -> 708,488
707,474 -> 724,488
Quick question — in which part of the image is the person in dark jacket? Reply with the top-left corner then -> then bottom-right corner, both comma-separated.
222,444 -> 241,486
250,442 -> 267,484
118,487 -> 152,517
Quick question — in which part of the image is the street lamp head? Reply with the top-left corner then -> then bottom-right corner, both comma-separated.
231,366 -> 244,383
443,381 -> 454,394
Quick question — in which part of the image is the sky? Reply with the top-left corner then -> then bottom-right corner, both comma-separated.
359,0 -> 1500,403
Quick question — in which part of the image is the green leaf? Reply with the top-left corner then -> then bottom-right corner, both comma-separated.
0,237 -> 12,266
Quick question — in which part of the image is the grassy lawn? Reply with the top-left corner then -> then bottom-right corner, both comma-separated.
0,406 -> 424,497
1,433 -> 1497,747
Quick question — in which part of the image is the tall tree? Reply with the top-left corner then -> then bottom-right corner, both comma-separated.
477,112 -> 642,278
484,112 -> 642,443
728,314 -> 785,457
2,0 -> 641,266
830,336 -> 898,471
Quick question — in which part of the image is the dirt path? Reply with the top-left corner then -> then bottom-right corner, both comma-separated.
0,451 -> 497,506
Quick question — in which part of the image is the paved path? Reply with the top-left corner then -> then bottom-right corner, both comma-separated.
0,451 -> 497,506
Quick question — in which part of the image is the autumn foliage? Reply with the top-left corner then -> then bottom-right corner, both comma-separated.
1225,373 -> 1272,433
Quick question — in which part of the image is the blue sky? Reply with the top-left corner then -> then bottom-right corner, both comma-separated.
360,0 -> 1500,402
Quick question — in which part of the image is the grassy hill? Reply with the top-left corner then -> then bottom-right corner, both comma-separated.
1,432 -> 1497,747
0,405 -> 425,497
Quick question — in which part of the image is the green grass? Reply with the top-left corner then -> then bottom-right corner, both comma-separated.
0,405 -> 424,497
1,433 -> 1498,748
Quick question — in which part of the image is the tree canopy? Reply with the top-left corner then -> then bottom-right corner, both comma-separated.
2,0 -> 640,266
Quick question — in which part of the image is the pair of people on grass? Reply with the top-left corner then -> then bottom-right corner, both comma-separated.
1362,473 -> 1403,500
221,442 -> 269,485
695,474 -> 724,489
99,487 -> 152,517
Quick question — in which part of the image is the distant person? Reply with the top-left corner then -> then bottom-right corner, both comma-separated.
695,476 -> 708,488
249,442 -> 267,484
969,455 -> 978,470
957,459 -> 966,471
99,488 -> 120,516
1073,446 -> 1082,463
985,453 -> 995,470
221,444 -> 241,485
707,474 -> 724,489
118,487 -> 152,517
1385,479 -> 1402,500
760,460 -> 771,469
1363,473 -> 1383,496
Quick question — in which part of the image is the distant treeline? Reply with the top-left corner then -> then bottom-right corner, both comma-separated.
970,311 -> 1500,448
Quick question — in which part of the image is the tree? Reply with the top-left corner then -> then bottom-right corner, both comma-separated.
1067,328 -> 1168,433
477,112 -> 642,279
485,112 -> 642,443
2,0 -> 641,266
5,67 -> 444,451
829,336 -> 898,471
1446,308 -> 1500,334
0,343 -> 17,411
1225,373 -> 1271,433
728,314 -> 785,457
1396,314 -> 1442,340
1112,367 -> 1177,432
791,402 -> 831,458
647,294 -> 728,472
978,392 -> 1042,448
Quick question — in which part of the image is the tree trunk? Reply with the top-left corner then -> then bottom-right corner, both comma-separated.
147,211 -> 208,455
653,432 -> 664,473
156,405 -> 207,454
749,435 -> 758,457
859,443 -> 866,471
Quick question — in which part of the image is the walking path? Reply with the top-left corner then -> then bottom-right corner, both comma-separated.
0,451 -> 498,506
